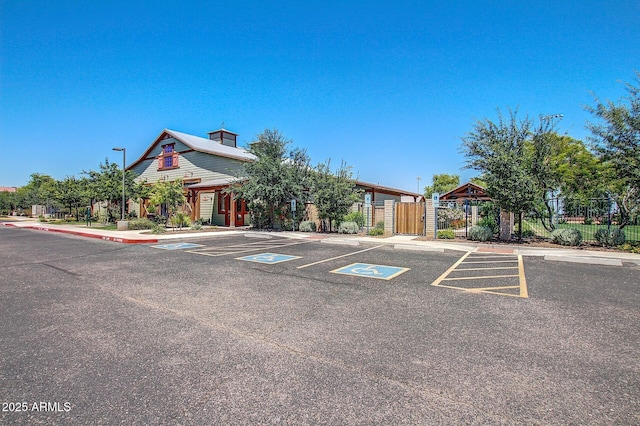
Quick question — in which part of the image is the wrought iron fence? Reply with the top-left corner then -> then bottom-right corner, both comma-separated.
524,197 -> 639,243
436,200 -> 499,238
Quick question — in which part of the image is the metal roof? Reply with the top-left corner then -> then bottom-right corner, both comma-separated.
165,129 -> 255,162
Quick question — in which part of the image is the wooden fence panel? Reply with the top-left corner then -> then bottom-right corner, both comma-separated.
394,202 -> 425,235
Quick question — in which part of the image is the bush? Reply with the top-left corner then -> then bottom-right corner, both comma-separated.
172,212 -> 191,229
151,224 -> 166,234
551,228 -> 583,246
368,227 -> 384,236
127,218 -> 155,230
468,226 -> 493,242
594,228 -> 626,246
338,221 -> 359,234
190,223 -> 203,231
152,214 -> 167,225
437,229 -> 455,239
583,217 -> 594,225
374,221 -> 384,230
477,216 -> 498,234
299,221 -> 317,232
343,211 -> 365,228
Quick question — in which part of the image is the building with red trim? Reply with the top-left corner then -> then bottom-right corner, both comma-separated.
128,128 -> 422,226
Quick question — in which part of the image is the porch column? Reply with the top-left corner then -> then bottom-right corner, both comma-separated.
229,192 -> 236,228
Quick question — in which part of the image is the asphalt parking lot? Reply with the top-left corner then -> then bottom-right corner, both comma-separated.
1,227 -> 639,424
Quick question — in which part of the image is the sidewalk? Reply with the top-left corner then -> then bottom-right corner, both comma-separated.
2,218 -> 639,265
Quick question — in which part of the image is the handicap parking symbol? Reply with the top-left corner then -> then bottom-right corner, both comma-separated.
331,263 -> 409,280
236,253 -> 301,264
151,243 -> 204,250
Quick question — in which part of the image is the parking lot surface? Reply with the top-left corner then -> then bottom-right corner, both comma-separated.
1,227 -> 639,424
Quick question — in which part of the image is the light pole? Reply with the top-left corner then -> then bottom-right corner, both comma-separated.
416,176 -> 421,198
112,147 -> 126,221
540,113 -> 563,129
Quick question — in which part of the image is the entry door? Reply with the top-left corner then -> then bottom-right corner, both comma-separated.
234,199 -> 246,226
221,195 -> 247,226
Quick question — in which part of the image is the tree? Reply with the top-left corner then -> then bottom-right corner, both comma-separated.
461,110 -> 538,240
312,160 -> 361,232
149,179 -> 186,226
232,129 -> 312,229
0,191 -> 17,215
57,176 -> 90,220
423,174 -> 460,198
16,173 -> 59,213
587,72 -> 640,228
83,159 -> 144,222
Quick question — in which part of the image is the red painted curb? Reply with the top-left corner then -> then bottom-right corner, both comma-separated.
2,223 -> 158,244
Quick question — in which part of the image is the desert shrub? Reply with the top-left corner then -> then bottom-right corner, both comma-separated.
468,225 -> 493,242
520,229 -> 536,238
338,221 -> 359,234
151,224 -> 166,234
374,221 -> 385,230
368,227 -> 384,236
190,223 -> 203,231
171,212 -> 191,229
152,214 -> 167,225
437,229 -> 455,239
343,211 -> 365,228
127,218 -> 155,230
477,216 -> 498,234
594,228 -> 626,246
551,228 -> 582,246
299,221 -> 317,232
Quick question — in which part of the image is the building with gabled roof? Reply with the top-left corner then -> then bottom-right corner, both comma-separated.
128,127 -> 422,227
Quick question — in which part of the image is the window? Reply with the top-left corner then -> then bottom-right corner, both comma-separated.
158,143 -> 178,170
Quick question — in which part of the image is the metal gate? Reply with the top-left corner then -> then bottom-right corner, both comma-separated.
394,202 -> 425,235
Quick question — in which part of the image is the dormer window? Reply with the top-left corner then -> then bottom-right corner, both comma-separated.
158,143 -> 179,170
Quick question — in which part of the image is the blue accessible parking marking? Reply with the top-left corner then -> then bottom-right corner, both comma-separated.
331,263 -> 410,280
151,243 -> 205,250
236,253 -> 301,264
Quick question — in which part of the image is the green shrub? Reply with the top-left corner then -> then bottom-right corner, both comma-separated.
127,218 -> 155,230
151,224 -> 166,234
374,221 -> 385,230
477,216 -> 498,234
551,228 -> 582,246
437,229 -> 455,239
171,212 -> 191,229
190,223 -> 203,231
343,211 -> 365,228
299,221 -> 317,232
583,217 -> 594,225
338,221 -> 359,234
468,225 -> 493,242
594,228 -> 626,246
152,214 -> 167,225
368,227 -> 384,236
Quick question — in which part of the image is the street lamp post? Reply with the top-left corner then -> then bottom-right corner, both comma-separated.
112,147 -> 126,221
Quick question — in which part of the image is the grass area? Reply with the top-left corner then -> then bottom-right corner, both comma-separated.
523,220 -> 640,242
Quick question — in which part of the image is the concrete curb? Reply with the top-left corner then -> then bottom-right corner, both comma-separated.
1,222 -> 158,244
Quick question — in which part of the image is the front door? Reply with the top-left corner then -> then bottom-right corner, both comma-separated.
220,194 -> 247,226
233,198 -> 247,226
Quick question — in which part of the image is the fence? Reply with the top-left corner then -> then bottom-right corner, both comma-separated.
524,197 -> 639,243
394,202 -> 425,235
436,200 -> 499,237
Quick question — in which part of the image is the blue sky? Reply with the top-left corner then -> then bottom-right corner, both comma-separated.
1,1 -> 638,192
